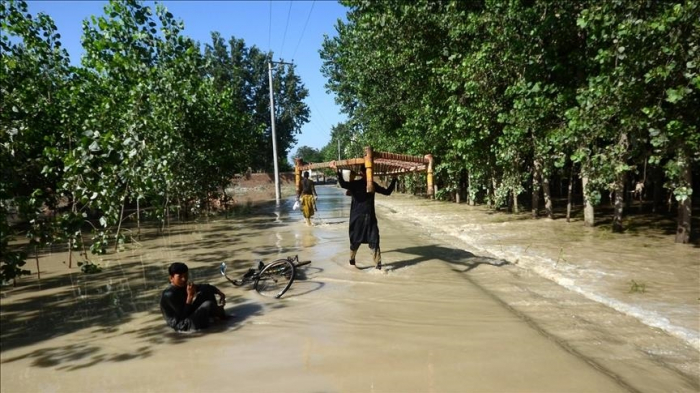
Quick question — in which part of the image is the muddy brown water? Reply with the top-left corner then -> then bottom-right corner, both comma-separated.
1,185 -> 698,392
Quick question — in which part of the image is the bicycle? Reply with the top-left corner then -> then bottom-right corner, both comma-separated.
219,255 -> 311,299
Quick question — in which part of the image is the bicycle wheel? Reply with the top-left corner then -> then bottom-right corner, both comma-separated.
254,259 -> 296,298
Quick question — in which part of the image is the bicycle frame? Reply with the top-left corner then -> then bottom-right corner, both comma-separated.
219,255 -> 310,299
220,260 -> 263,287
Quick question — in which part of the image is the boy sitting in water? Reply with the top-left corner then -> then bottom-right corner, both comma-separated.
160,262 -> 229,332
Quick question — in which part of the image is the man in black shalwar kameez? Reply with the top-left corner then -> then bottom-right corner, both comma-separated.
334,164 -> 397,269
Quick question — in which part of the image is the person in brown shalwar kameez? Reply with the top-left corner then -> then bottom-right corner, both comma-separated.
296,171 -> 318,226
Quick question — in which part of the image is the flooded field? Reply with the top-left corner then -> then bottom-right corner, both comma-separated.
1,184 -> 698,392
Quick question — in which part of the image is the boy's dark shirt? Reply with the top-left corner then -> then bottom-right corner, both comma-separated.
160,283 -> 215,331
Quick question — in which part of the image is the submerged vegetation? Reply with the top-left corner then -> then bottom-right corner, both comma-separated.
629,280 -> 647,294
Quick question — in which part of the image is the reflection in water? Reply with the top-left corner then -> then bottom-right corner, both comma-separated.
295,229 -> 318,249
273,205 -> 282,224
274,232 -> 283,251
315,185 -> 350,222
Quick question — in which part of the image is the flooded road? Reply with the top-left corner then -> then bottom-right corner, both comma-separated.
1,185 -> 698,392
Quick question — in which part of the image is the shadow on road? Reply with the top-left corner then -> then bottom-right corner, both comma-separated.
385,244 -> 510,272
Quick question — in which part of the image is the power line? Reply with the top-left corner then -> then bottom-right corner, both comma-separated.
279,1 -> 293,58
308,93 -> 334,132
291,0 -> 315,61
268,0 -> 272,53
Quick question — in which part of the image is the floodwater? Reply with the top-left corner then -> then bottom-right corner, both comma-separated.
1,185 -> 698,393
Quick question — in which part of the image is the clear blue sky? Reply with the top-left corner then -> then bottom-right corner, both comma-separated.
25,0 -> 348,163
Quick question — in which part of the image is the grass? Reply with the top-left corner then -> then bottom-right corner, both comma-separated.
629,280 -> 647,294
555,247 -> 566,267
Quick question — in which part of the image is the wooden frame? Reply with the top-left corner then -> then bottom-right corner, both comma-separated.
295,146 -> 434,197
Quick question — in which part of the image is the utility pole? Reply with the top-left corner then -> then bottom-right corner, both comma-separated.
268,60 -> 293,204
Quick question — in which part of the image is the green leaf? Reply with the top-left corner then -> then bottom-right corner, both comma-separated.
665,88 -> 684,103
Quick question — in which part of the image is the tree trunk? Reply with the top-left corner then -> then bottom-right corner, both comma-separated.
70,199 -> 77,268
625,172 -> 633,210
613,132 -> 629,231
582,175 -> 595,227
458,168 -> 466,204
566,165 -> 574,222
612,172 -> 625,233
512,188 -> 519,214
467,171 -> 475,206
115,198 -> 126,252
35,244 -> 41,282
114,183 -> 129,252
68,238 -> 73,269
652,167 -> 663,213
675,156 -> 692,244
542,175 -> 553,219
136,198 -> 141,240
80,232 -> 90,262
532,158 -> 542,218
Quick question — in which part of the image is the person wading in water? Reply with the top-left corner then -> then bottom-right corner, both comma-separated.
330,161 -> 397,270
296,171 -> 318,226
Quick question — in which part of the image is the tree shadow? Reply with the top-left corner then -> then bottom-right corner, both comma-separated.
385,244 -> 510,272
0,259 -> 240,351
0,300 -> 264,372
0,200 -> 306,373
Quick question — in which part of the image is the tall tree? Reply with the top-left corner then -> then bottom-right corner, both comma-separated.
1,0 -> 74,281
293,146 -> 323,164
320,0 -> 698,242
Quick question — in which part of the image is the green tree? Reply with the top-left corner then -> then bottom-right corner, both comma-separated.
293,146 -> 323,164
1,0 -> 320,284
571,0 -> 699,239
1,0 -> 72,282
320,0 -> 698,242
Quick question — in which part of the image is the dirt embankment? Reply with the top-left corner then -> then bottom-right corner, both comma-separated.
229,172 -> 297,204
234,172 -> 296,188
